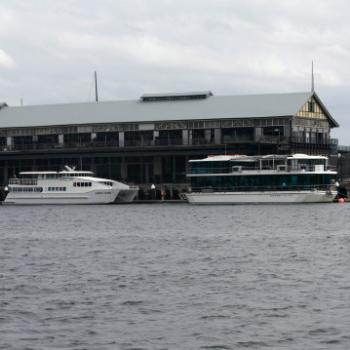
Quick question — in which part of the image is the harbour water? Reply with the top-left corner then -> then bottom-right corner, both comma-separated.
1,203 -> 350,349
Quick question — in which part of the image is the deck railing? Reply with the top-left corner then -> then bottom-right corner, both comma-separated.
0,135 -> 333,152
191,183 -> 335,192
189,165 -> 335,174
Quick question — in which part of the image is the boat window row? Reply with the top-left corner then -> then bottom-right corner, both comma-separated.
190,174 -> 335,192
100,181 -> 113,186
190,161 -> 257,174
9,178 -> 38,185
20,173 -> 94,179
47,187 -> 67,191
64,173 -> 92,177
73,182 -> 92,187
10,187 -> 43,192
190,158 -> 328,174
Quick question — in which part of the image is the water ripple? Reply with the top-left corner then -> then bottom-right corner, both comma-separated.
1,203 -> 350,349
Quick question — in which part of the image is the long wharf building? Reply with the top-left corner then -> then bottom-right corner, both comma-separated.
0,91 -> 339,191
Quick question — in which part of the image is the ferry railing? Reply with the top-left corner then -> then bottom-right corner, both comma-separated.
188,165 -> 334,174
190,166 -> 286,174
190,167 -> 234,174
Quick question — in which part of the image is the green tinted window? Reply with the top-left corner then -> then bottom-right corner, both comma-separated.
191,174 -> 335,191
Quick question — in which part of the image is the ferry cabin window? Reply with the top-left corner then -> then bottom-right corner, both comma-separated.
288,158 -> 326,170
190,174 -> 335,191
191,161 -> 231,174
11,187 -> 43,192
98,181 -> 113,186
261,159 -> 286,170
47,187 -> 67,191
73,182 -> 92,187
72,173 -> 90,177
190,161 -> 257,174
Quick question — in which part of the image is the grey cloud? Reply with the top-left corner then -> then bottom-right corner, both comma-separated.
0,50 -> 15,68
0,0 -> 349,143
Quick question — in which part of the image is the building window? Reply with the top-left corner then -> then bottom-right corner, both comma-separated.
308,101 -> 315,113
263,126 -> 284,137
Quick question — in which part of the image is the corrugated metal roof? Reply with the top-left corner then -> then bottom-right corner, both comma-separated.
0,91 -> 335,129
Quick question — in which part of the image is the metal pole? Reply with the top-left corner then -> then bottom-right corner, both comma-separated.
311,60 -> 315,92
94,71 -> 99,102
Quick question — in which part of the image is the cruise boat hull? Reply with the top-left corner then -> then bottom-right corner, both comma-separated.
114,188 -> 139,203
185,190 -> 337,204
4,189 -> 119,205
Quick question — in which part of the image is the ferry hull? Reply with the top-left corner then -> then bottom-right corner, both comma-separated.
4,189 -> 119,205
114,188 -> 138,203
185,190 -> 337,204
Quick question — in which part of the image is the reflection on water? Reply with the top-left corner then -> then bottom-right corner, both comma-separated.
1,203 -> 350,349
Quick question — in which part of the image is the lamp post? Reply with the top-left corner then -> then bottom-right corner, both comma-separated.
338,152 -> 342,182
150,183 -> 156,200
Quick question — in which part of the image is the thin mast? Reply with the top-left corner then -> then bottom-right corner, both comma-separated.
311,61 -> 315,92
94,71 -> 99,102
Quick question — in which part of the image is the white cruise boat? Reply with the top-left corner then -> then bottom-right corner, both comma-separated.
4,166 -> 138,205
184,154 -> 338,204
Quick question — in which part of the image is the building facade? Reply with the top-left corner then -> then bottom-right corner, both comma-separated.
0,91 -> 338,192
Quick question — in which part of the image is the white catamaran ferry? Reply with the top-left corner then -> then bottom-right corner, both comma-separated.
4,166 -> 138,205
184,154 -> 338,204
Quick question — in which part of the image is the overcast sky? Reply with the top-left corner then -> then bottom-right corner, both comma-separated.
0,0 -> 349,143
